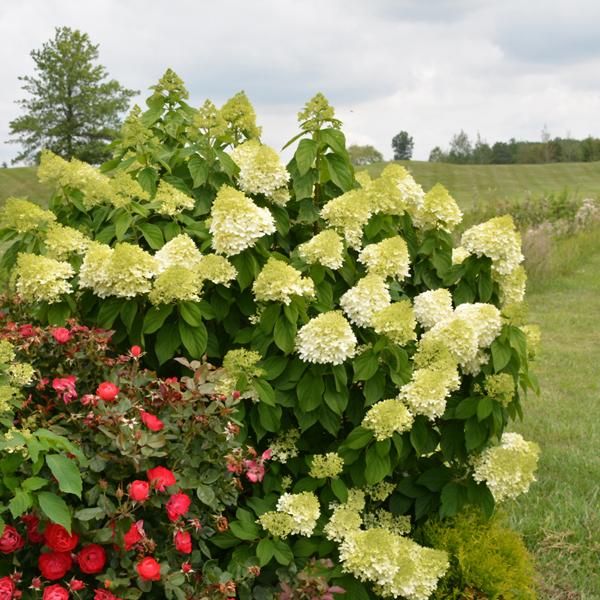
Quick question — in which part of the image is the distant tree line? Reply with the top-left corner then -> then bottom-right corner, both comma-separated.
429,129 -> 600,165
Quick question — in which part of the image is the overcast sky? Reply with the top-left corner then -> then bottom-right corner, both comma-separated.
1,0 -> 600,164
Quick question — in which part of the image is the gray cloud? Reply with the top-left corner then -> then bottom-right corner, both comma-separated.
1,0 -> 600,165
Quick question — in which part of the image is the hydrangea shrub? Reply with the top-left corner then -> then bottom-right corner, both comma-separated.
0,70 -> 541,598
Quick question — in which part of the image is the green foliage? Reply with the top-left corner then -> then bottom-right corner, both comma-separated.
348,144 -> 384,166
8,26 -> 137,164
417,509 -> 536,600
0,72 -> 540,596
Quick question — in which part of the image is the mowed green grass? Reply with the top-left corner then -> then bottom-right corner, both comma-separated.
0,167 -> 52,204
507,246 -> 600,599
365,160 -> 600,209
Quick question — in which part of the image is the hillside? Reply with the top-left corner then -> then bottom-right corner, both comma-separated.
0,167 -> 53,205
365,160 -> 600,208
1,161 -> 599,209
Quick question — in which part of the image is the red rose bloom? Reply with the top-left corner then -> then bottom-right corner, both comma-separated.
123,522 -> 144,551
136,557 -> 161,581
94,591 -> 122,600
96,382 -> 119,402
174,530 -> 192,554
43,584 -> 69,600
0,525 -> 24,554
129,480 -> 150,502
38,551 -> 73,580
77,544 -> 106,574
22,514 -> 44,544
18,324 -> 35,337
141,411 -> 164,432
51,328 -> 72,344
130,345 -> 142,357
44,524 -> 79,552
0,576 -> 15,598
166,492 -> 191,522
146,466 -> 176,491
69,579 -> 85,591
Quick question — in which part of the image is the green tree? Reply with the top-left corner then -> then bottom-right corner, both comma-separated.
348,143 -> 383,166
8,27 -> 137,165
471,133 -> 493,164
448,130 -> 472,164
391,130 -> 414,160
428,146 -> 446,162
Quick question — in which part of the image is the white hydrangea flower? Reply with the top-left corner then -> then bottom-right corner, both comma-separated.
252,257 -> 314,304
454,302 -> 502,348
339,274 -> 391,328
209,185 -> 275,256
358,236 -> 410,281
413,289 -> 454,330
296,311 -> 357,365
411,183 -> 462,232
276,492 -> 321,536
154,234 -> 203,273
420,316 -> 479,366
297,229 -> 344,270
472,432 -> 540,502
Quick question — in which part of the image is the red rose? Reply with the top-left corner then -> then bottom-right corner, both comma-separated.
44,524 -> 79,552
18,324 -> 35,337
0,525 -> 24,554
136,557 -> 161,581
77,544 -> 106,574
181,562 -> 192,573
129,480 -> 150,502
51,328 -> 72,344
130,345 -> 142,357
174,530 -> 192,554
94,591 -> 122,600
146,466 -> 176,491
52,376 -> 78,404
96,382 -> 119,402
22,514 -> 44,544
38,551 -> 72,580
43,584 -> 69,600
123,521 -> 144,551
166,492 -> 191,522
69,579 -> 85,591
140,411 -> 164,432
0,576 -> 15,598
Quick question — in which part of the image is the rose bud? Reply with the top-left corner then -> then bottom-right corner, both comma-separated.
129,480 -> 150,502
130,345 -> 142,357
96,382 -> 119,402
77,544 -> 106,574
51,327 -> 72,344
136,557 -> 161,581
173,530 -> 192,554
69,578 -> 85,591
141,411 -> 164,432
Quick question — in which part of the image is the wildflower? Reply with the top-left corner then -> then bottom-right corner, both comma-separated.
362,399 -> 414,440
230,140 -> 290,199
14,253 -> 74,304
296,311 -> 357,365
253,257 -> 314,304
370,300 -> 417,345
154,180 -> 195,216
472,432 -> 540,502
340,274 -> 391,328
0,197 -> 56,233
297,229 -> 344,270
209,185 -> 275,256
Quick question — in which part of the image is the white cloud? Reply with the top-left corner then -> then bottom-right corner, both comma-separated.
1,0 -> 599,165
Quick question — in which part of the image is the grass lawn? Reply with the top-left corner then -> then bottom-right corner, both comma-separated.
365,160 -> 600,209
0,166 -> 52,204
507,248 -> 600,599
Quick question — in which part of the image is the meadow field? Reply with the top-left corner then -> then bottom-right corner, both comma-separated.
0,161 -> 598,598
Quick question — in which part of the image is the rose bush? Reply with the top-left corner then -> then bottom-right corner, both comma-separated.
0,70 -> 541,598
